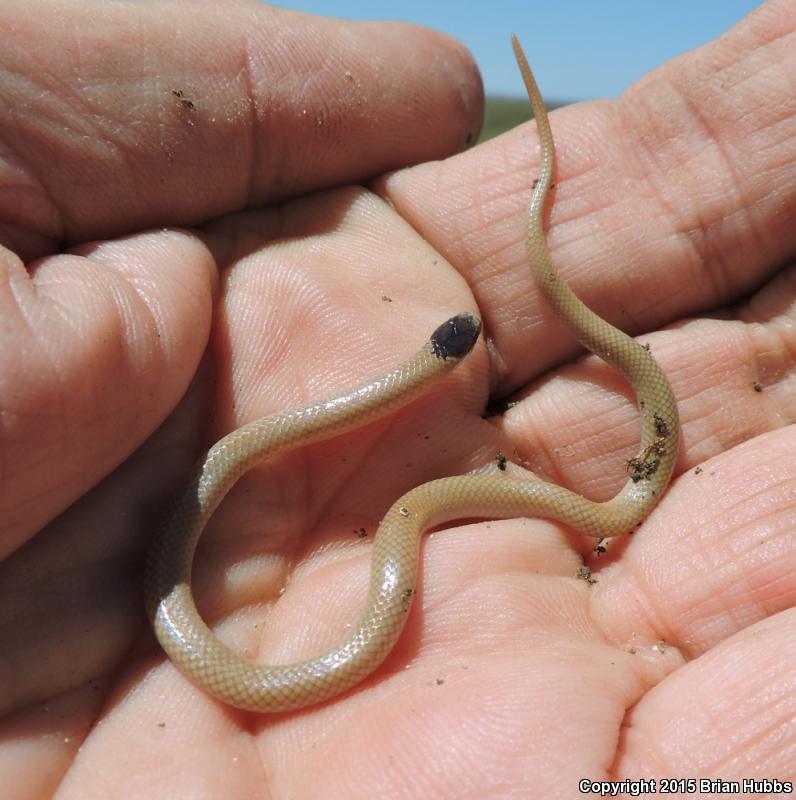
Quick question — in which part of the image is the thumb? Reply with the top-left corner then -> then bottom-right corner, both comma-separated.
0,0 -> 483,259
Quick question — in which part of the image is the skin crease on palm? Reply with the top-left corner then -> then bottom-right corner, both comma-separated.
0,0 -> 794,798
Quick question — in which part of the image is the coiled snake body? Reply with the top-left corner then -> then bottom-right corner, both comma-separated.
145,36 -> 679,712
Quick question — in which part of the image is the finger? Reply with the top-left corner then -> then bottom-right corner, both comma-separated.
0,231 -> 214,557
379,0 -> 796,393
0,0 -> 482,259
617,610 -> 796,778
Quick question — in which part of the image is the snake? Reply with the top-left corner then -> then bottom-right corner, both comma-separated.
144,36 -> 679,712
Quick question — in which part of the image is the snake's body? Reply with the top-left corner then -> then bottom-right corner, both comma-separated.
145,37 -> 679,712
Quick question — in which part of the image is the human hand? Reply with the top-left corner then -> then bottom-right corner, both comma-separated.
2,1 -> 794,797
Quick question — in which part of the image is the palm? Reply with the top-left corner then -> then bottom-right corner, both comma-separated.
2,2 -> 794,797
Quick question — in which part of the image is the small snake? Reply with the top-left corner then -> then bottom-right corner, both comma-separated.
145,36 -> 679,712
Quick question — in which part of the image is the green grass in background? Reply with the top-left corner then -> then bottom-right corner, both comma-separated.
480,96 -> 568,142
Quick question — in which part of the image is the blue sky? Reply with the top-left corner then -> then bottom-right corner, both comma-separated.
268,0 -> 764,100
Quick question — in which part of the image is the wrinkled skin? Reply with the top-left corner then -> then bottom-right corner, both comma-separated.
1,1 -> 794,798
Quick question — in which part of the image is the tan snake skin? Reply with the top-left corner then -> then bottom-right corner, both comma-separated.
144,36 -> 679,712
